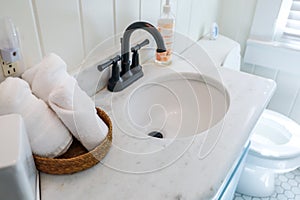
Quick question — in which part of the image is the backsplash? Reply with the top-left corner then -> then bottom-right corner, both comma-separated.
1,0 -> 221,71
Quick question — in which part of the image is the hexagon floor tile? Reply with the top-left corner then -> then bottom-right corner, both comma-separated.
234,168 -> 300,200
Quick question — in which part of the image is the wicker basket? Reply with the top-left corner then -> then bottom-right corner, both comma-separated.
33,107 -> 112,175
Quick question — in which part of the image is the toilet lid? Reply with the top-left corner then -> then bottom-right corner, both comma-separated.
250,109 -> 300,159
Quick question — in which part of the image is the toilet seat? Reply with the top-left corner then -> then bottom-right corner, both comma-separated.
250,109 -> 300,159
247,109 -> 300,172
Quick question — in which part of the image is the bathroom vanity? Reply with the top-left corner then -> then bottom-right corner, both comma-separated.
40,38 -> 276,199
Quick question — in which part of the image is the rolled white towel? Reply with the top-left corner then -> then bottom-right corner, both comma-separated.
21,63 -> 39,85
22,53 -> 69,102
49,76 -> 108,150
22,53 -> 108,151
0,77 -> 72,158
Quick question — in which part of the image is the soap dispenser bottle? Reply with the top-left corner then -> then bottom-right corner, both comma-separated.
155,0 -> 175,65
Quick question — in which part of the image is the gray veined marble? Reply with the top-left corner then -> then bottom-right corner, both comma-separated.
40,44 -> 276,200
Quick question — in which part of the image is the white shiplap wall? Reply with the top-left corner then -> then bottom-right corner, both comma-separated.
33,0 -> 85,69
1,0 -> 221,71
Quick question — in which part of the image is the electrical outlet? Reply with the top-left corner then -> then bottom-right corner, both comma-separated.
1,60 -> 19,77
0,18 -> 25,82
0,54 -> 24,83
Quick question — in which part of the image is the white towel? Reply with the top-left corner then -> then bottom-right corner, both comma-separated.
22,53 -> 69,102
49,77 -> 108,150
22,53 -> 108,151
0,77 -> 72,158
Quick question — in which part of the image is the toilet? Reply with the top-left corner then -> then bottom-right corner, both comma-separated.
236,109 -> 300,197
198,35 -> 300,197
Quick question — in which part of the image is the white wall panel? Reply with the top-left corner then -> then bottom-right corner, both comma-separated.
188,0 -> 221,41
236,0 -> 259,55
140,0 -> 161,25
187,0 -> 203,40
241,63 -> 254,74
218,0 -> 257,55
264,70 -> 299,117
253,65 -> 277,80
80,0 -> 115,56
198,0 -> 220,35
115,0 -> 140,34
34,0 -> 84,70
249,0 -> 281,41
218,0 -> 239,40
290,91 -> 300,123
0,0 -> 42,68
244,40 -> 300,76
241,62 -> 300,125
175,0 -> 192,36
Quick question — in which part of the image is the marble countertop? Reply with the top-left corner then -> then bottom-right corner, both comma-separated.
40,42 -> 276,200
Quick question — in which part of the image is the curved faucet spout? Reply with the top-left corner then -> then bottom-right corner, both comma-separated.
121,21 -> 166,75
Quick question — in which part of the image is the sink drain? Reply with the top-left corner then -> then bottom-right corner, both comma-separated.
148,131 -> 164,139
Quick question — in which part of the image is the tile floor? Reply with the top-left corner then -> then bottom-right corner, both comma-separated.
234,168 -> 300,200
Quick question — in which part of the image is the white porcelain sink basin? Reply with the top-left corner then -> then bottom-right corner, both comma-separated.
126,72 -> 229,138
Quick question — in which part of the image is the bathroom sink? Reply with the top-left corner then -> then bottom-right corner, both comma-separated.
42,31 -> 277,200
125,72 -> 230,138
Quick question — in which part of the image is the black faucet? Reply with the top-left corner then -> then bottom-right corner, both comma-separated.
98,21 -> 166,92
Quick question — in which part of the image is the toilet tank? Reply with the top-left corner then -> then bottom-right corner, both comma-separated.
197,35 -> 241,71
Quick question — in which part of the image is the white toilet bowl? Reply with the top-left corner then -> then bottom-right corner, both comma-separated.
236,109 -> 300,197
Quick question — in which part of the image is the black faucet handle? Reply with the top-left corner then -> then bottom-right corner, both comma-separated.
130,39 -> 150,70
131,39 -> 150,52
97,55 -> 121,71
